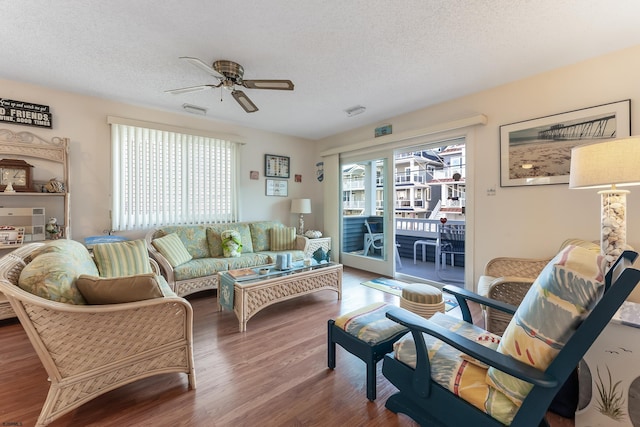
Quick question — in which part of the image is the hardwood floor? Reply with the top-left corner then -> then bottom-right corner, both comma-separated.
0,267 -> 573,427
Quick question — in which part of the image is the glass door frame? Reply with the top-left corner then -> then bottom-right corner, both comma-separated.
339,153 -> 396,277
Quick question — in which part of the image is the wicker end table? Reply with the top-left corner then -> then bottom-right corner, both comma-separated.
305,237 -> 331,259
219,262 -> 342,332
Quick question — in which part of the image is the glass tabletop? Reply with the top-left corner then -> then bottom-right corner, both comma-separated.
223,260 -> 337,283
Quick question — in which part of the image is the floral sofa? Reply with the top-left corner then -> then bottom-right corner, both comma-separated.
145,221 -> 309,297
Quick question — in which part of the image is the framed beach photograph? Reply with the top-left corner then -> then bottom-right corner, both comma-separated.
500,99 -> 631,187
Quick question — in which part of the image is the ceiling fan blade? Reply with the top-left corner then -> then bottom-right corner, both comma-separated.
165,84 -> 219,95
179,56 -> 224,78
232,90 -> 259,113
242,80 -> 294,90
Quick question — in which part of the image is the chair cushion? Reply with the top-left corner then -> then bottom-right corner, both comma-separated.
270,226 -> 297,251
335,302 -> 409,345
486,245 -> 606,406
393,312 -> 517,424
152,233 -> 193,267
92,239 -> 153,277
558,238 -> 600,252
249,221 -> 283,252
207,223 -> 255,256
18,251 -> 89,304
206,226 -> 225,257
476,275 -> 497,297
17,240 -> 99,304
33,239 -> 100,277
76,273 -> 170,304
173,258 -> 229,281
158,226 -> 209,259
225,253 -> 271,270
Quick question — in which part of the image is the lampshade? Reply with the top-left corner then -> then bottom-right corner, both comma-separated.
569,136 -> 640,269
569,137 -> 640,189
291,198 -> 311,214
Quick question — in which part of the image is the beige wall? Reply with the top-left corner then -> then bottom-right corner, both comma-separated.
3,43 -> 639,285
316,44 -> 640,285
0,78 -> 319,241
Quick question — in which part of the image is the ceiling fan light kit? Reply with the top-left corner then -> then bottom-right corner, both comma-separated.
167,57 -> 294,113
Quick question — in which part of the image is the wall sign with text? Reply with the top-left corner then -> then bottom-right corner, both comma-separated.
0,98 -> 52,129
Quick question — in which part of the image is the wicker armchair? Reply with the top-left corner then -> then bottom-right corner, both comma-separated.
477,256 -> 550,334
478,238 -> 600,334
0,243 -> 196,427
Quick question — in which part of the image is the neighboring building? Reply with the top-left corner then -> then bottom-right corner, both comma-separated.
394,150 -> 443,218
341,144 -> 466,220
428,144 -> 466,221
342,164 -> 366,216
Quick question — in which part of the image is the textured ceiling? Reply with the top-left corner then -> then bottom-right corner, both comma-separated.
3,1 -> 640,140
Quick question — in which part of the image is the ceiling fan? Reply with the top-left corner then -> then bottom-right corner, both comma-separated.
166,57 -> 294,113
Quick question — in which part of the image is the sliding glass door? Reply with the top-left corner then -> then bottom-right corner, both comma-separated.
394,138 -> 466,285
336,137 -> 467,284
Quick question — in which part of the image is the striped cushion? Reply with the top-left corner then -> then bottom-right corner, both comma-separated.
335,302 -> 409,345
92,239 -> 153,277
152,233 -> 193,267
393,313 -> 516,424
401,283 -> 442,304
249,221 -> 283,252
270,226 -> 297,251
487,245 -> 606,406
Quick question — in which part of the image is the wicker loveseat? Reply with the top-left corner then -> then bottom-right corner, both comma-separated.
0,239 -> 196,427
146,221 -> 309,297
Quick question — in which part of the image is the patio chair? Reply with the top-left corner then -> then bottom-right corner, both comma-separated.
436,223 -> 465,269
381,247 -> 640,426
363,219 -> 402,267
363,219 -> 383,256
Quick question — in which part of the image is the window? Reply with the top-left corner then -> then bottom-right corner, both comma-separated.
110,122 -> 240,230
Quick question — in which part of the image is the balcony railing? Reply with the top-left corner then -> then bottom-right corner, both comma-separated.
343,201 -> 365,209
343,179 -> 365,190
395,174 -> 426,184
396,200 -> 424,208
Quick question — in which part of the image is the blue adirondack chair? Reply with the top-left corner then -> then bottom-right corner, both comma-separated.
382,248 -> 640,426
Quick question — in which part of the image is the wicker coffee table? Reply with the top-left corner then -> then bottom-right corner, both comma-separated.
218,262 -> 342,332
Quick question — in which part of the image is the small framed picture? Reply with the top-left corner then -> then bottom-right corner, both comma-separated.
295,174 -> 302,183
266,179 -> 288,196
249,170 -> 259,180
265,154 -> 290,178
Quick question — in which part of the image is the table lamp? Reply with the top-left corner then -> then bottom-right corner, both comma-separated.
291,198 -> 311,235
569,136 -> 640,264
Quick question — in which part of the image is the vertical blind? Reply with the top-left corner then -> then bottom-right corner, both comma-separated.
110,123 -> 239,230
